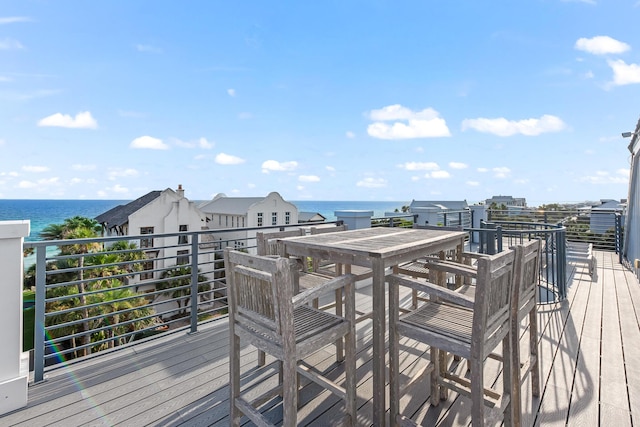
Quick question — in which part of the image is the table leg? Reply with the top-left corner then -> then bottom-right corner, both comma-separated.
372,260 -> 386,426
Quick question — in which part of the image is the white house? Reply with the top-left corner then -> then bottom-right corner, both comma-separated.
409,200 -> 472,228
94,185 -> 213,319
485,195 -> 527,208
199,191 -> 299,252
95,185 -> 207,282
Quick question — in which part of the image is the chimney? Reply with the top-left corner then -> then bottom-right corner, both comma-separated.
177,184 -> 184,198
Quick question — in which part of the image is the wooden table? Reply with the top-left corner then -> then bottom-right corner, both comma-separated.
280,227 -> 467,426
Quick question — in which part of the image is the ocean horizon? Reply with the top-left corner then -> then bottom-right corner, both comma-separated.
0,199 -> 410,242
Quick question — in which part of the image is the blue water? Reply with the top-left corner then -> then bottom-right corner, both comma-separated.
0,199 -> 128,241
0,199 -> 409,241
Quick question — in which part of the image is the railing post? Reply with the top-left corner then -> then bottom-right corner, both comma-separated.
189,234 -> 199,334
615,213 -> 623,263
557,225 -> 567,300
0,220 -> 30,415
34,246 -> 46,383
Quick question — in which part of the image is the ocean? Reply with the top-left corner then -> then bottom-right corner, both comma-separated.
0,199 -> 409,241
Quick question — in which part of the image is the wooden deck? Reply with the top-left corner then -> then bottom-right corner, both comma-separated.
1,250 -> 638,426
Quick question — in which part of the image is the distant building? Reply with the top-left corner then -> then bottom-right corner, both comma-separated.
485,195 -> 527,208
590,199 -> 626,234
199,191 -> 299,252
94,185 -> 212,316
298,212 -> 326,223
408,200 -> 471,228
95,185 -> 207,278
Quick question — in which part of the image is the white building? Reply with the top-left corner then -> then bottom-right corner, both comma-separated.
95,184 -> 208,283
590,199 -> 626,234
485,195 -> 527,208
408,200 -> 472,228
199,191 -> 299,252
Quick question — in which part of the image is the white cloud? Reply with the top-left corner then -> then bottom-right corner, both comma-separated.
17,180 -> 36,188
0,76 -> 11,82
575,36 -> 629,55
37,111 -> 98,129
174,137 -> 214,149
72,164 -> 96,171
477,167 -> 489,173
135,44 -> 162,53
399,161 -> 440,171
22,165 -> 49,173
69,177 -> 83,184
0,17 -> 31,24
299,175 -> 320,182
18,177 -> 60,190
579,170 -> 628,184
608,60 -> 640,86
0,38 -> 23,50
449,162 -> 468,169
215,153 -> 245,165
467,181 -> 480,186
198,137 -> 214,149
346,131 -> 355,139
262,160 -> 298,173
0,138 -> 5,146
227,88 -> 236,97
130,136 -> 169,150
428,170 -> 451,179
493,167 -> 511,178
367,104 -> 451,139
108,184 -> 129,193
617,168 -> 630,178
461,115 -> 566,136
326,166 -> 336,172
108,168 -> 139,180
356,177 -> 387,188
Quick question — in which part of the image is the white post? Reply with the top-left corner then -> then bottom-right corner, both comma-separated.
0,220 -> 30,415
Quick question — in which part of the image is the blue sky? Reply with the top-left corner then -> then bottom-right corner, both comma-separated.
1,1 -> 639,206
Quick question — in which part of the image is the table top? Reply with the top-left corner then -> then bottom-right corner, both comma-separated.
281,227 -> 467,266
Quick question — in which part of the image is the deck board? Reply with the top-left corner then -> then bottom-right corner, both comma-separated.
1,250 -> 639,426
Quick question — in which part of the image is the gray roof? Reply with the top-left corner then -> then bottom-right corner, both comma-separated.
409,200 -> 469,210
593,199 -> 625,211
200,197 -> 264,215
95,191 -> 162,228
298,212 -> 326,222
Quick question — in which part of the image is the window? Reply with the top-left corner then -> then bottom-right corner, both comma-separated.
140,251 -> 157,280
177,249 -> 189,265
178,224 -> 188,245
257,213 -> 263,227
285,211 -> 290,225
272,212 -> 277,226
140,227 -> 154,248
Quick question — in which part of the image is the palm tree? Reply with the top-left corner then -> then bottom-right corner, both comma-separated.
88,279 -> 154,350
157,266 -> 210,318
42,218 -> 103,356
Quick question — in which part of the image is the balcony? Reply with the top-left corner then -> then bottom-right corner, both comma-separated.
0,216 -> 637,425
1,250 -> 636,425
